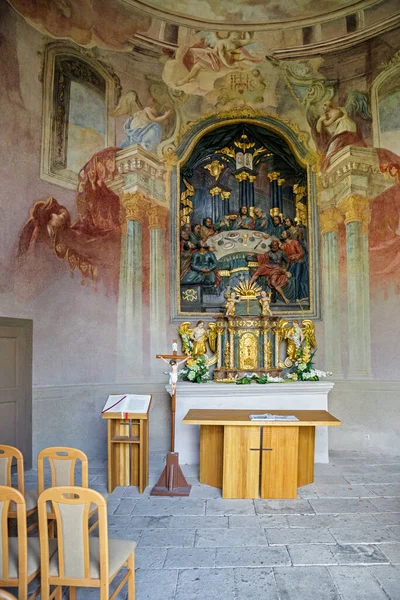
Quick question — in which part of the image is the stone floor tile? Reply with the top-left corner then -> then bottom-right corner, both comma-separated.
187,479 -> 222,499
135,547 -> 167,569
266,526 -> 335,545
169,516 -> 228,529
288,544 -> 338,565
195,527 -> 268,547
365,484 -> 400,496
129,515 -> 171,528
380,543 -> 400,564
228,515 -> 288,528
297,484 -> 319,499
136,568 -> 178,600
106,497 -> 120,515
331,544 -> 390,565
273,566 -> 340,599
255,499 -> 314,515
286,513 -> 379,528
215,546 -> 290,568
113,498 -> 138,516
370,497 -> 400,512
108,526 -> 142,542
344,473 -> 400,485
373,512 -> 400,526
314,484 -> 376,498
138,528 -> 195,548
109,486 -> 126,498
390,526 -> 400,540
377,464 -> 400,473
132,498 -> 206,516
329,524 -> 399,544
370,565 -> 400,600
313,474 -> 354,485
309,498 -> 377,514
234,567 -> 280,600
206,499 -> 255,516
123,486 -> 152,497
175,567 -> 235,600
328,565 -> 389,599
164,548 -> 216,569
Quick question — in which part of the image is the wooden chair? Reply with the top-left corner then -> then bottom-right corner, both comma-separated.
38,447 -> 98,534
0,445 -> 37,528
0,590 -> 18,600
38,486 -> 136,600
0,486 -> 56,600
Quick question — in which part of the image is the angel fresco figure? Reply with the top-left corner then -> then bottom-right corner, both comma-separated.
113,91 -> 172,153
175,31 -> 263,87
313,92 -> 371,170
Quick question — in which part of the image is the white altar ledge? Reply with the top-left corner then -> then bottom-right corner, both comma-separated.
171,381 -> 335,465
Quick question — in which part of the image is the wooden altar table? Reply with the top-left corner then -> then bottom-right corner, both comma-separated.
183,409 -> 341,499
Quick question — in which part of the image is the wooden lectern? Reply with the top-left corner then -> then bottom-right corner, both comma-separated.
151,342 -> 191,496
102,395 -> 151,494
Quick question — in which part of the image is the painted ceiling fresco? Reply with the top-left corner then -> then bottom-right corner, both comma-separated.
133,0 -> 368,24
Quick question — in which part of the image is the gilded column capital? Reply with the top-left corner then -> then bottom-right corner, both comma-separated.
120,192 -> 149,223
210,186 -> 222,197
337,194 -> 371,225
148,205 -> 169,230
319,208 -> 343,235
277,178 -> 286,187
267,171 -> 280,182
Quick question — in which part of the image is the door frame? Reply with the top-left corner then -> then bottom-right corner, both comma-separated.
0,316 -> 33,469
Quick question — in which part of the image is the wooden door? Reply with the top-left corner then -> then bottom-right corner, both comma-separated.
0,318 -> 32,468
260,426 -> 299,499
222,425 -> 260,499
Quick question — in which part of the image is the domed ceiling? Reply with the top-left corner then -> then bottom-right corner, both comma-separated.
127,0 -> 381,28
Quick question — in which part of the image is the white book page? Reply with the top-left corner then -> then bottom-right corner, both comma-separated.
102,394 -> 151,414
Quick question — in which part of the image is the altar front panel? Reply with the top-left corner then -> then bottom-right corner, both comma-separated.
173,381 -> 335,465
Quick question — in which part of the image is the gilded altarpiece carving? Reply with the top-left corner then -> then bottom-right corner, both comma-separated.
169,114 -> 321,321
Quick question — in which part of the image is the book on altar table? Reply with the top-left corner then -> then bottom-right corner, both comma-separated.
102,394 -> 151,417
249,413 -> 299,421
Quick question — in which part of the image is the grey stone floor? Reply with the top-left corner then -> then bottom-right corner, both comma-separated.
9,451 -> 400,599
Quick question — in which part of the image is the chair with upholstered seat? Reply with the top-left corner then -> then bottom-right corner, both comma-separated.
38,447 -> 98,534
0,486 -> 56,600
38,486 -> 136,600
0,445 -> 37,529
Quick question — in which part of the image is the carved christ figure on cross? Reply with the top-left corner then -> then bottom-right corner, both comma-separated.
160,356 -> 190,396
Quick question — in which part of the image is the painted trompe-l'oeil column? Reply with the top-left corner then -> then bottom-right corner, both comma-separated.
320,207 -> 344,378
149,206 -> 169,365
117,192 -> 146,378
337,194 -> 372,378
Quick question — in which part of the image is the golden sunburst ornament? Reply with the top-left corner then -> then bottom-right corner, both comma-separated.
233,280 -> 262,300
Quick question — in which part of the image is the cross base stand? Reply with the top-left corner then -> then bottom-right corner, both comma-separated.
150,452 -> 191,497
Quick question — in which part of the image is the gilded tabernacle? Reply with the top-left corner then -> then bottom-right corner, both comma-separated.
178,281 -> 317,382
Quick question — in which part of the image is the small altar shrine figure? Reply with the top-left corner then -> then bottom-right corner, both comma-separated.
224,291 -> 241,317
190,321 -> 208,356
259,290 -> 273,317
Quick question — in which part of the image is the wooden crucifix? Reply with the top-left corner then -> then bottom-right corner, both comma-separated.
151,340 -> 191,497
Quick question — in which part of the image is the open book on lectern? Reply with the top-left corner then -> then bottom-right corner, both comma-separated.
102,394 -> 151,417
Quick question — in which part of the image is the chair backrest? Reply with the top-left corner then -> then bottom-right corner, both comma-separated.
38,486 -> 108,582
0,446 -> 24,496
37,447 -> 89,495
0,486 -> 27,586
